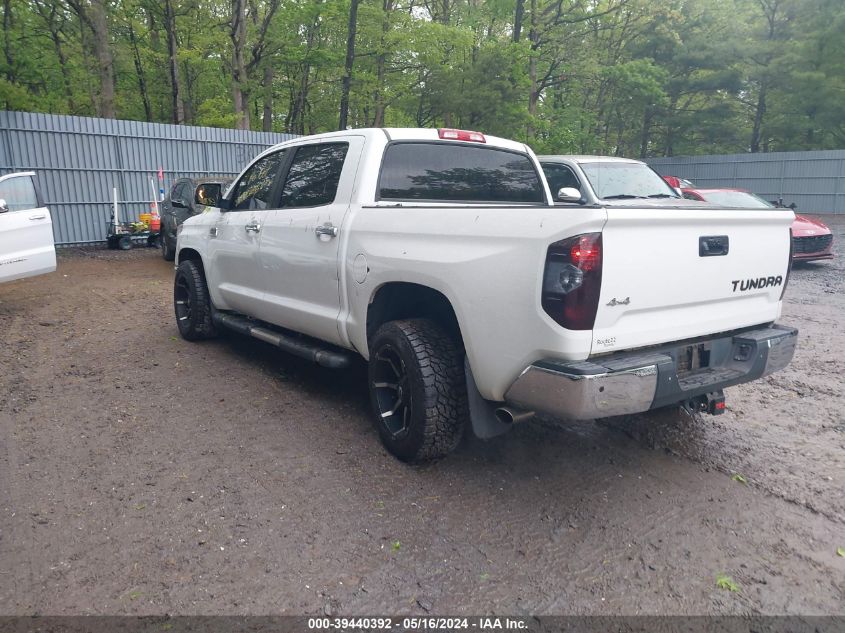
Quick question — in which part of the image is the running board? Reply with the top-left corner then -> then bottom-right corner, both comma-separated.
212,312 -> 353,369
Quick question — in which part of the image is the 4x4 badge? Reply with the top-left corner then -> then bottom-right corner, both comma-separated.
607,297 -> 630,306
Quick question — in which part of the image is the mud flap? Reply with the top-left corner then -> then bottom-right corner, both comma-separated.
465,358 -> 512,439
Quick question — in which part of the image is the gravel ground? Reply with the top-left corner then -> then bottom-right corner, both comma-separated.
0,216 -> 843,616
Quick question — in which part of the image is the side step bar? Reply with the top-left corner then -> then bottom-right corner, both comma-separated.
212,312 -> 353,369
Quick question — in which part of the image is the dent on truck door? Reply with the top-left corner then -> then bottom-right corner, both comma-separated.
256,138 -> 363,345
0,173 -> 56,284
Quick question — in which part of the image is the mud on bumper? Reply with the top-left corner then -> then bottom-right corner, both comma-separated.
504,324 -> 798,420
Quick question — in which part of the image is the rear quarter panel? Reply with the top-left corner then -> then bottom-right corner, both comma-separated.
342,204 -> 606,401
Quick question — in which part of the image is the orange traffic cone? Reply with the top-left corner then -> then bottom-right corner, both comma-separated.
150,205 -> 161,233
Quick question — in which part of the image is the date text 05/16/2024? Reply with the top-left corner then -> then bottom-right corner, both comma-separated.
307,617 -> 529,631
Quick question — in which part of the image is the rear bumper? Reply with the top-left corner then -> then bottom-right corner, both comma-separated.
793,252 -> 833,262
504,324 -> 797,420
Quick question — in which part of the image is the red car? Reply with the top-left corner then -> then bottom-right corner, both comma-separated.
681,188 -> 834,263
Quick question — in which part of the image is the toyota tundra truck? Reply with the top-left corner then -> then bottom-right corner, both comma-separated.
173,128 -> 797,462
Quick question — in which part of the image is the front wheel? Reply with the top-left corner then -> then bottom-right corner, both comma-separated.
173,260 -> 217,341
161,233 -> 175,261
368,319 -> 468,462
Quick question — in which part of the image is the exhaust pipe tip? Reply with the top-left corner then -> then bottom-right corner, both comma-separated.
494,406 -> 535,425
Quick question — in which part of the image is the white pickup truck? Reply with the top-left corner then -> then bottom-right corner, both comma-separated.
174,128 -> 797,462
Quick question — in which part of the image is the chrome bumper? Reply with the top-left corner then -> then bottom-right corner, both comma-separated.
504,324 -> 798,420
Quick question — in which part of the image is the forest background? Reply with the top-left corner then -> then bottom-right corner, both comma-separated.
2,0 -> 844,157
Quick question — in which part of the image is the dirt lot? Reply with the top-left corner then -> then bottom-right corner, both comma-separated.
1,216 -> 843,616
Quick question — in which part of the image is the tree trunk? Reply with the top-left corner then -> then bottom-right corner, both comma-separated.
3,0 -> 15,82
88,0 -> 115,118
164,0 -> 184,124
68,0 -> 115,118
128,22 -> 152,122
34,0 -> 76,111
230,0 -> 250,130
262,64 -> 274,132
373,0 -> 393,126
750,83 -> 767,153
639,107 -> 653,158
338,0 -> 360,130
513,0 -> 524,43
526,0 -> 538,136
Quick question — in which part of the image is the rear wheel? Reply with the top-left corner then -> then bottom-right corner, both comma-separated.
368,319 -> 468,462
173,260 -> 217,341
117,235 -> 132,250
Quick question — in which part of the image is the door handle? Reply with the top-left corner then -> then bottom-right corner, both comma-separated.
245,221 -> 261,233
29,214 -> 47,220
315,223 -> 338,238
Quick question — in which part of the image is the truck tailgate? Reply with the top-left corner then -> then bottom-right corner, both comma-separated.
592,208 -> 794,355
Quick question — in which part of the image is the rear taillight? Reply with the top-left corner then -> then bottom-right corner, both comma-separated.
438,128 -> 486,143
541,232 -> 603,330
780,227 -> 793,301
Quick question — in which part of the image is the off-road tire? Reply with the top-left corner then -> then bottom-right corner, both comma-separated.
368,319 -> 468,462
117,235 -> 132,250
161,233 -> 175,261
173,260 -> 217,341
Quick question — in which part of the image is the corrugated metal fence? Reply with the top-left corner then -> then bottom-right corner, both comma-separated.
648,150 -> 845,214
0,111 -> 295,244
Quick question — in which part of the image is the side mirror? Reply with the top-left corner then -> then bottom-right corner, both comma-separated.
0,198 -> 8,214
557,187 -> 582,203
195,183 -> 222,208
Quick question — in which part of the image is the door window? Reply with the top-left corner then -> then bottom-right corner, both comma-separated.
280,143 -> 349,208
231,150 -> 287,211
541,163 -> 581,195
168,181 -> 186,207
0,176 -> 38,213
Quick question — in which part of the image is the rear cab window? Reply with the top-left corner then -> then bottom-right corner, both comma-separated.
378,143 -> 545,204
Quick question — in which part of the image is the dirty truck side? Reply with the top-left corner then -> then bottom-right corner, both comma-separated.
174,128 -> 797,462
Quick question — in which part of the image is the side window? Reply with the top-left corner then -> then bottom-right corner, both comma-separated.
231,150 -> 287,211
541,163 -> 581,195
170,181 -> 187,204
178,181 -> 192,202
0,176 -> 39,213
280,143 -> 349,208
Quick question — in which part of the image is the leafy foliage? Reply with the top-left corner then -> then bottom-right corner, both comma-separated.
715,573 -> 740,593
1,0 -> 843,156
